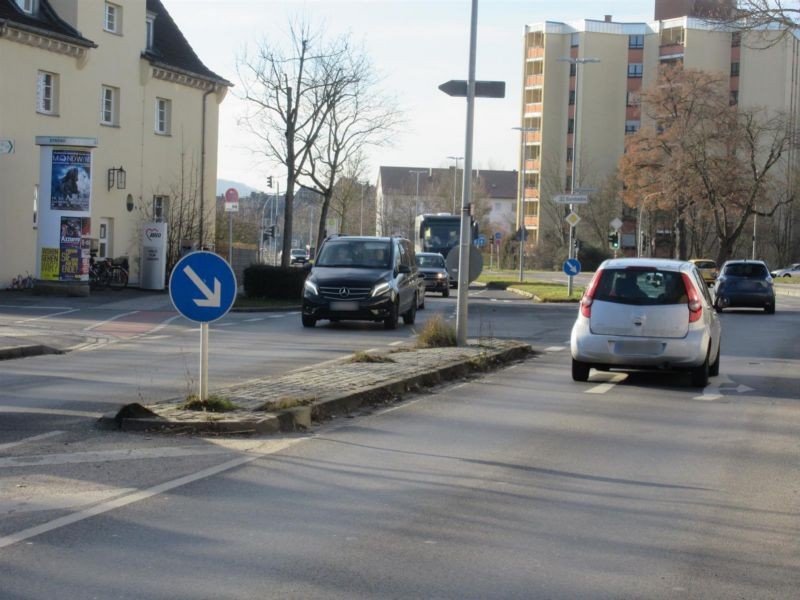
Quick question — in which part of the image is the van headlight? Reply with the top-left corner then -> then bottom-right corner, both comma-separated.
304,280 -> 319,296
371,281 -> 391,297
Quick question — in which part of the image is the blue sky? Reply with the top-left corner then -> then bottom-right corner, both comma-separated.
162,0 -> 653,191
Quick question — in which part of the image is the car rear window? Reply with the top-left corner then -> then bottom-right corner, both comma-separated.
723,263 -> 768,278
594,268 -> 688,306
694,261 -> 716,269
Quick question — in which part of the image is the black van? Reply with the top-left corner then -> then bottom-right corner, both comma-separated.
301,236 -> 420,329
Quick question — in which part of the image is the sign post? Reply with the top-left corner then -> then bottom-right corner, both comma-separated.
224,188 -> 239,267
169,252 -> 237,401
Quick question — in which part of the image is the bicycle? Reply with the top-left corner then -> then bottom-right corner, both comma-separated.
89,255 -> 128,291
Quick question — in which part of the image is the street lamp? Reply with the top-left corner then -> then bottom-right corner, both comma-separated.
511,126 -> 538,283
558,55 -> 600,295
447,156 -> 463,214
409,169 -> 427,237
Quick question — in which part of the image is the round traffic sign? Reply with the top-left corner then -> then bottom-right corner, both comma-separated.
563,258 -> 581,277
225,188 -> 239,203
169,252 -> 237,323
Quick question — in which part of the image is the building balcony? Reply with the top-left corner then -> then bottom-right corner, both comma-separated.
524,187 -> 539,199
524,215 -> 539,228
525,131 -> 541,143
524,102 -> 543,114
524,159 -> 541,171
659,43 -> 684,57
525,74 -> 544,87
527,47 -> 544,59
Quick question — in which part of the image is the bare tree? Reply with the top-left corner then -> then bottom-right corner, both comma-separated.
238,19 -> 353,266
710,0 -> 800,33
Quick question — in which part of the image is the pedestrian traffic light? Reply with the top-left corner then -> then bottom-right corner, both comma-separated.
608,232 -> 619,249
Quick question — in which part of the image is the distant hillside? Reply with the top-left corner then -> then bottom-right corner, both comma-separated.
217,179 -> 258,197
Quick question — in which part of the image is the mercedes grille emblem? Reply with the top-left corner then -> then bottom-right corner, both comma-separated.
339,287 -> 350,297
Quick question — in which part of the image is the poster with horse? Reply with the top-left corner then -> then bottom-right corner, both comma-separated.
50,150 -> 91,211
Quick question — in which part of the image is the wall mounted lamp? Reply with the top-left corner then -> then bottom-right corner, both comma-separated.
108,166 -> 126,190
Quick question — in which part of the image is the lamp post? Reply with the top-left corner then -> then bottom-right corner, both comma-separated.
447,155 -> 463,214
558,55 -> 600,295
512,126 -> 538,283
409,169 -> 427,238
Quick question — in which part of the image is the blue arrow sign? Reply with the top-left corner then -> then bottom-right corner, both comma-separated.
563,258 -> 581,277
475,235 -> 486,248
494,232 -> 502,241
169,252 -> 237,323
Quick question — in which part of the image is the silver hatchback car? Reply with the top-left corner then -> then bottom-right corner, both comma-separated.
571,258 -> 721,387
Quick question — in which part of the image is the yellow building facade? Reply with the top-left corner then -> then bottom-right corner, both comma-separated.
0,0 -> 228,287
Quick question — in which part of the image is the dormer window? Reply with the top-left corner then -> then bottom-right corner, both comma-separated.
15,0 -> 36,14
145,11 -> 157,49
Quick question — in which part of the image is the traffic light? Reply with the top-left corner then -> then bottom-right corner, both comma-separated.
269,225 -> 276,238
608,232 -> 619,249
267,176 -> 274,188
262,225 -> 276,242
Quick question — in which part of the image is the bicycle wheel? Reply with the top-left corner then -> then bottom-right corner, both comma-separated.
108,266 -> 128,291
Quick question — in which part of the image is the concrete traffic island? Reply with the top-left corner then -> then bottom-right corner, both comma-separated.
101,339 -> 533,435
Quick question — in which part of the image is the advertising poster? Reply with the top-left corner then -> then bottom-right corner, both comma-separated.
40,248 -> 60,281
50,150 -> 91,211
59,216 -> 90,280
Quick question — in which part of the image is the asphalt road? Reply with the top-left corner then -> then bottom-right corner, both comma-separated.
1,289 -> 799,598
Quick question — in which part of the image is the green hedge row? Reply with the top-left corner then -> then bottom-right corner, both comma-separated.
243,264 -> 308,299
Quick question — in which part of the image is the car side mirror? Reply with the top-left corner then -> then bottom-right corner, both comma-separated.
398,264 -> 411,274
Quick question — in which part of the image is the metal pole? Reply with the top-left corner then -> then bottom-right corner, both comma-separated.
199,322 -> 209,401
752,208 -> 757,260
360,182 -> 365,236
567,59 -> 580,297
455,0 -> 478,347
518,130 -> 525,283
447,156 -> 462,214
637,201 -> 643,258
228,211 -> 233,266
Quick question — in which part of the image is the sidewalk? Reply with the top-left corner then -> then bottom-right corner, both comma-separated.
101,339 -> 532,435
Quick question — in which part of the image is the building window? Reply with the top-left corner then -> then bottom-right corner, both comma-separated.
15,0 -> 35,14
567,118 -> 574,134
569,63 -> 576,77
570,33 -> 579,47
36,71 -> 58,115
730,90 -> 739,105
145,11 -> 156,49
566,147 -> 573,162
629,34 -> 644,49
104,2 -> 122,34
627,63 -> 643,78
155,98 -> 171,134
625,120 -> 640,134
661,26 -> 685,46
100,85 -> 119,126
626,91 -> 637,106
730,62 -> 740,77
153,196 -> 169,222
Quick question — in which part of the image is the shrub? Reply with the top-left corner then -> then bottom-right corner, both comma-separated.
243,264 -> 308,299
180,394 -> 238,412
415,315 -> 457,348
576,244 -> 611,272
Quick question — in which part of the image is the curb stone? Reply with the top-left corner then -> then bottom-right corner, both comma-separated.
101,340 -> 533,435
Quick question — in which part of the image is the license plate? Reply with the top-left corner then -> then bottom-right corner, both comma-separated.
330,301 -> 358,312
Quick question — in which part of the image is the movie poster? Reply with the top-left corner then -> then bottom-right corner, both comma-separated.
59,216 -> 90,280
50,150 -> 91,211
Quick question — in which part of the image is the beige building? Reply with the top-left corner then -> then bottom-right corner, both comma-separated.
0,0 -> 229,287
519,0 -> 800,251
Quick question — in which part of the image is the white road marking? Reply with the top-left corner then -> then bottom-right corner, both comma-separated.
364,348 -> 381,353
0,431 -> 64,452
83,311 -> 139,332
217,322 -> 234,327
389,341 -> 404,346
0,438 -> 302,549
585,373 -> 627,394
268,314 -> 286,319
145,335 -> 171,341
545,346 -> 565,352
243,317 -> 264,322
0,488 -> 136,517
14,308 -> 79,324
148,314 -> 182,334
0,305 -> 71,310
0,446 -> 234,469
0,406 -> 103,419
287,311 -> 301,315
490,298 -> 498,302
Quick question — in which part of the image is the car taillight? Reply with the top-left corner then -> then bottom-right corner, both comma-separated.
681,272 -> 703,323
580,268 -> 603,318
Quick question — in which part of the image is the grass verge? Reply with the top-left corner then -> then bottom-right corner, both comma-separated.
180,394 -> 239,412
415,314 -> 457,348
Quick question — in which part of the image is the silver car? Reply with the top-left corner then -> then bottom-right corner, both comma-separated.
571,258 -> 721,387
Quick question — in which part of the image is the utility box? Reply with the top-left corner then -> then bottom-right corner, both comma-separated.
140,222 -> 167,290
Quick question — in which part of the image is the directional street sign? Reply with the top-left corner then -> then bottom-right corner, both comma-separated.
563,258 -> 582,277
169,251 -> 237,323
0,139 -> 14,155
565,212 -> 581,227
494,232 -> 502,241
438,80 -> 506,98
553,194 -> 589,205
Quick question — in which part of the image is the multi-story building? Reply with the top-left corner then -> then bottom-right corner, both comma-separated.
375,166 -> 518,238
0,0 -> 229,288
519,0 -> 799,254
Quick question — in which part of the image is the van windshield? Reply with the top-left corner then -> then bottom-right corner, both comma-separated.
594,268 -> 688,306
316,240 -> 391,269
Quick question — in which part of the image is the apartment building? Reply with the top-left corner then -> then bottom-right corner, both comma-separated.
0,0 -> 229,288
519,0 -> 800,252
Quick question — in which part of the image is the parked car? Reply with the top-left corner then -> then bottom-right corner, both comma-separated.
689,258 -> 718,286
416,252 -> 450,297
289,248 -> 309,265
770,262 -> 800,278
715,260 -> 775,314
571,258 -> 721,387
301,236 -> 420,329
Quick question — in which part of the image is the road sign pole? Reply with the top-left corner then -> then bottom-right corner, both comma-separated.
567,203 -> 575,296
228,212 -> 233,266
199,323 -> 209,401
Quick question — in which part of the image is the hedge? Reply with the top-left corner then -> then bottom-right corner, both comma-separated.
243,264 -> 308,299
